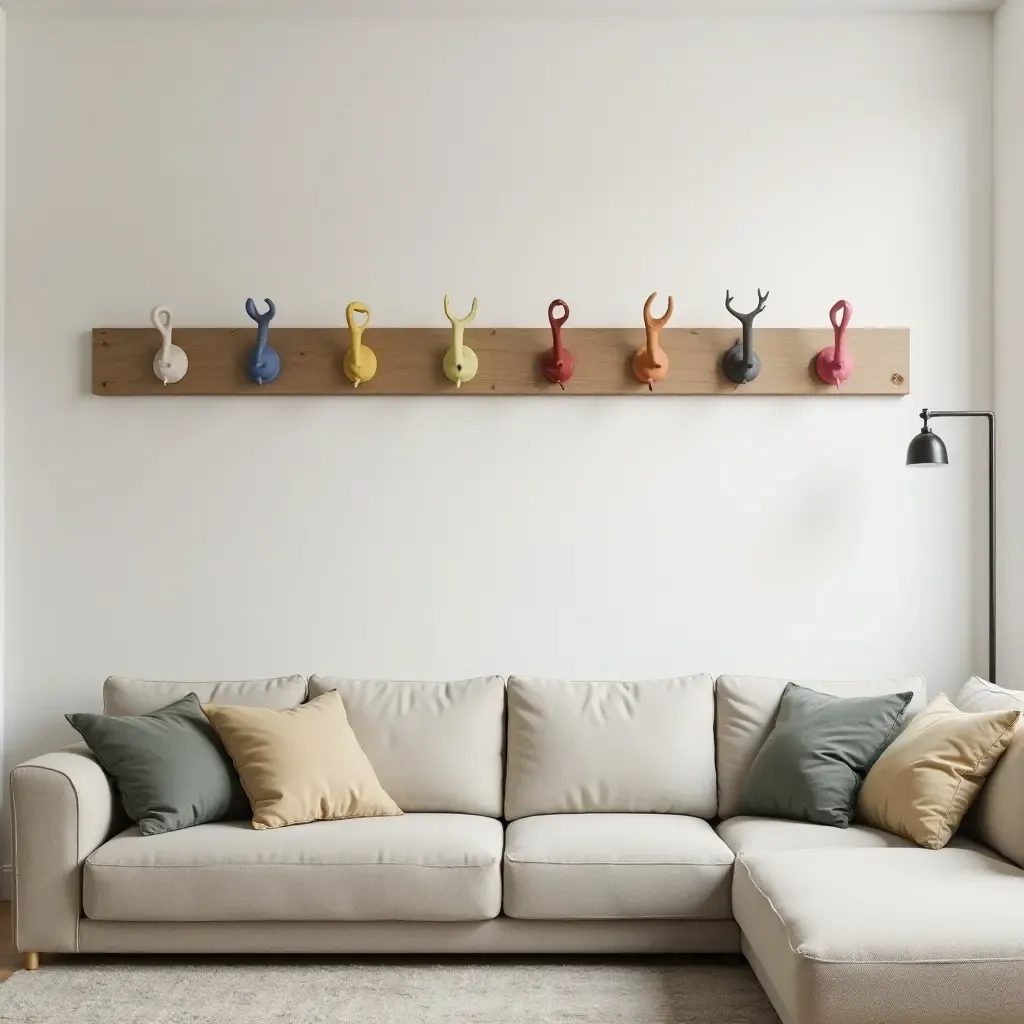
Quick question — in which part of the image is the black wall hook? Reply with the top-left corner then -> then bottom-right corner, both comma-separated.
722,288 -> 769,384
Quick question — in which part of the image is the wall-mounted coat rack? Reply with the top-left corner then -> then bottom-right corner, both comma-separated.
93,325 -> 909,396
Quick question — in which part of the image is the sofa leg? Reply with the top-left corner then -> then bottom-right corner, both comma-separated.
23,952 -> 39,971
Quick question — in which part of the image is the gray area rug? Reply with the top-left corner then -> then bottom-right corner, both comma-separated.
0,958 -> 780,1024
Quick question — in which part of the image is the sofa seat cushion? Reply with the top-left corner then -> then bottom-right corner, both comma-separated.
735,847 -> 1024,1024
717,815 -> 915,857
503,814 -> 733,920
84,813 -> 502,922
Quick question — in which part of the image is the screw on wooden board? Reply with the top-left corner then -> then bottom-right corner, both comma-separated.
891,373 -> 904,386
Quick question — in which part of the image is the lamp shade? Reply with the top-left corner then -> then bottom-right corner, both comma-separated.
907,429 -> 948,466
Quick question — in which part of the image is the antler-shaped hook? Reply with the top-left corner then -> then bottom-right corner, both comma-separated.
632,291 -> 673,389
443,294 -> 478,328
246,297 -> 276,325
245,296 -> 280,385
442,294 -> 480,387
643,292 -> 674,331
722,287 -> 768,385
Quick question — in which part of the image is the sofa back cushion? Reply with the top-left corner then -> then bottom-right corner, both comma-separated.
954,676 -> 1024,867
715,674 -> 927,819
103,675 -> 308,716
503,675 -> 716,821
307,675 -> 505,817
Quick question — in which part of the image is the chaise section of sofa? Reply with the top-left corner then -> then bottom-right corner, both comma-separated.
734,845 -> 1024,1024
713,673 -> 1024,1024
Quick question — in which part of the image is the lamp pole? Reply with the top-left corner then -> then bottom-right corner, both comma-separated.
910,409 -> 996,684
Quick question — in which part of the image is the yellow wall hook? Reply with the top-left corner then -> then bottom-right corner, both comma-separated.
442,294 -> 479,388
343,301 -> 377,387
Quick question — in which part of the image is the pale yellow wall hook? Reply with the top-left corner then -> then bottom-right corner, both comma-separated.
442,294 -> 479,388
343,301 -> 377,388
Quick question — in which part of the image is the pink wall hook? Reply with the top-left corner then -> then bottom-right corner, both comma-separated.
815,300 -> 854,387
541,299 -> 574,389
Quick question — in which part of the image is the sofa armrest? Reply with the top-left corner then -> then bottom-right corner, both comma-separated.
10,742 -> 118,953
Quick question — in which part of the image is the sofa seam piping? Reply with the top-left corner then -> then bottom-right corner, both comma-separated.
740,855 -> 1024,966
87,861 -> 500,870
503,858 -> 733,867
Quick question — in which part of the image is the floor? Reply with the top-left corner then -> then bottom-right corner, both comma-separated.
0,903 -> 30,981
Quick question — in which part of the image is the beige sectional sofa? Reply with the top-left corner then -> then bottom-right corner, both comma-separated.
11,672 -> 1024,1024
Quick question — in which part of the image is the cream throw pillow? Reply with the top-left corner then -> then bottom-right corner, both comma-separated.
953,677 -> 1024,867
203,690 -> 402,829
857,694 -> 1020,849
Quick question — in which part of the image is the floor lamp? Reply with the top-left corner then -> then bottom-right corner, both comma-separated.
906,408 -> 996,684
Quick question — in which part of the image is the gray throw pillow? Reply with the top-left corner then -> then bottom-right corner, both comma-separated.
67,692 -> 249,835
738,682 -> 913,827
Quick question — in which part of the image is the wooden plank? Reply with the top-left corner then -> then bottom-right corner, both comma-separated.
93,326 -> 909,396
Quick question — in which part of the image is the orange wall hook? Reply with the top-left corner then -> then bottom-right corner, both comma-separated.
632,292 -> 673,391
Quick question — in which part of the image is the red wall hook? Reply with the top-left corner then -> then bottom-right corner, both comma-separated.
541,299 -> 574,389
816,300 -> 854,387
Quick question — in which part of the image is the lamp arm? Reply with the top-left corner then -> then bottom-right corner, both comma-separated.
916,408 -> 996,683
922,409 -> 994,422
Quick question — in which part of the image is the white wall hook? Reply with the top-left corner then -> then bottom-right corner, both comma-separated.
151,306 -> 188,385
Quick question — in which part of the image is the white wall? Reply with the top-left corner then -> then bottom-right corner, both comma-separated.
4,13 -> 991,803
995,1 -> 1024,685
0,9 -> 6,882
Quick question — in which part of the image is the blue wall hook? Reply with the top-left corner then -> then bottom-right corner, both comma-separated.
245,297 -> 281,385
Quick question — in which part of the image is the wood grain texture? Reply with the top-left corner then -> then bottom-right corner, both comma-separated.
93,327 -> 910,396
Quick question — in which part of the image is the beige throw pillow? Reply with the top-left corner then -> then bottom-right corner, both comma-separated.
203,690 -> 402,829
857,694 -> 1020,849
953,677 -> 1024,867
